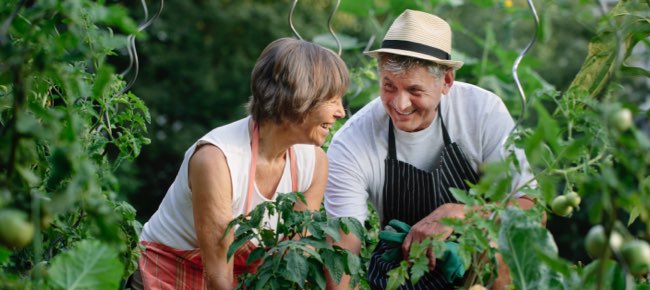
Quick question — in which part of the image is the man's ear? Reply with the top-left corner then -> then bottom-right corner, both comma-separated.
442,69 -> 455,95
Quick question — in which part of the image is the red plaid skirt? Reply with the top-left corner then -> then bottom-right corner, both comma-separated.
138,240 -> 261,289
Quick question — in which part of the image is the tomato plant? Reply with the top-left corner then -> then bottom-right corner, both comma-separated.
226,192 -> 365,289
0,0 -> 149,288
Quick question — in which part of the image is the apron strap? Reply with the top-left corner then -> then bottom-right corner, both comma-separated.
245,122 -> 299,214
245,122 -> 260,215
438,104 -> 452,146
289,146 -> 298,192
387,121 -> 397,159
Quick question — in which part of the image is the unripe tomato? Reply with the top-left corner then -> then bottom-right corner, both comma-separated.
551,195 -> 573,217
0,209 -> 35,248
31,261 -> 49,279
611,108 -> 633,132
585,225 -> 606,259
621,240 -> 650,275
565,191 -> 581,208
610,231 -> 623,252
586,225 -> 625,259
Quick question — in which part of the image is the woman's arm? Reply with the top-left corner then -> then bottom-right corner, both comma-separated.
189,144 -> 234,289
293,147 -> 328,212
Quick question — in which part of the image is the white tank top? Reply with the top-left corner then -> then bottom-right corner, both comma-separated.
140,117 -> 316,249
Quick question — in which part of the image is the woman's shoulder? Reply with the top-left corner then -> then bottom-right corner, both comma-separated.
198,117 -> 250,154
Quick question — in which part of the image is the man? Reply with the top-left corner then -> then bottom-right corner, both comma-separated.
324,9 -> 536,289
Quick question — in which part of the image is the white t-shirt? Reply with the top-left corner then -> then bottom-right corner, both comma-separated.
140,117 -> 316,250
324,81 -> 535,223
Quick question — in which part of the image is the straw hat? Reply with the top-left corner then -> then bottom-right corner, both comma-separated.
365,9 -> 463,69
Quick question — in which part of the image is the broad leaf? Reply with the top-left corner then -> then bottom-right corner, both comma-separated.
386,261 -> 408,290
48,240 -> 123,290
322,249 -> 344,284
284,250 -> 308,288
339,217 -> 365,240
498,207 -> 566,290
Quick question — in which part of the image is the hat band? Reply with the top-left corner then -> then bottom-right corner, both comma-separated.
381,40 -> 450,60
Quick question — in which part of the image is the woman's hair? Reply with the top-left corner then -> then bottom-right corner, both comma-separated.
248,38 -> 349,124
378,52 -> 451,79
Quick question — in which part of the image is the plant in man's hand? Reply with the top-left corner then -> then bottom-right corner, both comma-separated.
224,192 -> 365,289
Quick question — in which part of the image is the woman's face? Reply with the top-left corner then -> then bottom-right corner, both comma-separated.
380,66 -> 452,132
294,95 -> 346,146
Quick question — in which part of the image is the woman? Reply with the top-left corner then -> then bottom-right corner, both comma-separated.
131,38 -> 348,289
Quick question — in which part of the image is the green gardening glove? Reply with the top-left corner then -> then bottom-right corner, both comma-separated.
440,241 -> 466,284
378,219 -> 466,283
378,220 -> 411,262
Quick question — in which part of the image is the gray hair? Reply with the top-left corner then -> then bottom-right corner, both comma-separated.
247,38 -> 349,124
377,53 -> 451,79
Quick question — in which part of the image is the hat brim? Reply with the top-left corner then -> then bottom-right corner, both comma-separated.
365,48 -> 463,69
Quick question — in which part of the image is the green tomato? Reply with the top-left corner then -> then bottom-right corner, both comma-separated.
611,108 -> 633,132
585,225 -> 626,259
31,261 -> 49,279
585,225 -> 606,259
565,191 -> 581,208
610,231 -> 624,252
551,195 -> 573,217
621,240 -> 650,275
0,209 -> 35,249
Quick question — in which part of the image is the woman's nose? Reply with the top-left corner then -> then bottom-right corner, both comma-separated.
334,99 -> 346,119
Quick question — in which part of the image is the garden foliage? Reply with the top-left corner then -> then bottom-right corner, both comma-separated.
0,0 -> 149,288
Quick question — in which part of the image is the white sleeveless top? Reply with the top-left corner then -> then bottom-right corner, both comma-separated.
140,117 -> 316,250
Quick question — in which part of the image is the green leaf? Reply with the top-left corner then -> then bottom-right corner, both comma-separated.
228,232 -> 255,260
344,250 -> 361,276
260,228 -> 276,247
308,260 -> 327,289
284,250 -> 308,288
0,246 -> 10,265
340,217 -> 365,240
322,249 -> 344,284
498,207 -> 566,290
247,247 -> 266,266
338,0 -> 373,17
581,259 -> 626,290
386,261 -> 408,290
301,236 -> 331,250
449,188 -> 471,205
322,219 -> 341,242
48,240 -> 124,290
91,65 -> 113,99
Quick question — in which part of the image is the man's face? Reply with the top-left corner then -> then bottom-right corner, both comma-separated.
380,65 -> 453,132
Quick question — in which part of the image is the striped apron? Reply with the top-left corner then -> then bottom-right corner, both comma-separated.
368,107 -> 479,290
133,123 -> 298,290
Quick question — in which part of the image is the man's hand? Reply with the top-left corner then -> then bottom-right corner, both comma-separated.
402,203 -> 466,270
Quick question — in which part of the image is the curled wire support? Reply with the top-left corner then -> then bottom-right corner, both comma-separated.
289,0 -> 303,40
327,0 -> 342,55
496,0 -> 540,203
117,0 -> 165,96
511,0 -> 539,127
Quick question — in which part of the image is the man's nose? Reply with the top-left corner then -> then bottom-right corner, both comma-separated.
393,92 -> 412,112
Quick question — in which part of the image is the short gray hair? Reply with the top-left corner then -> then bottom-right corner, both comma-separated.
377,53 -> 451,79
248,38 -> 349,124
